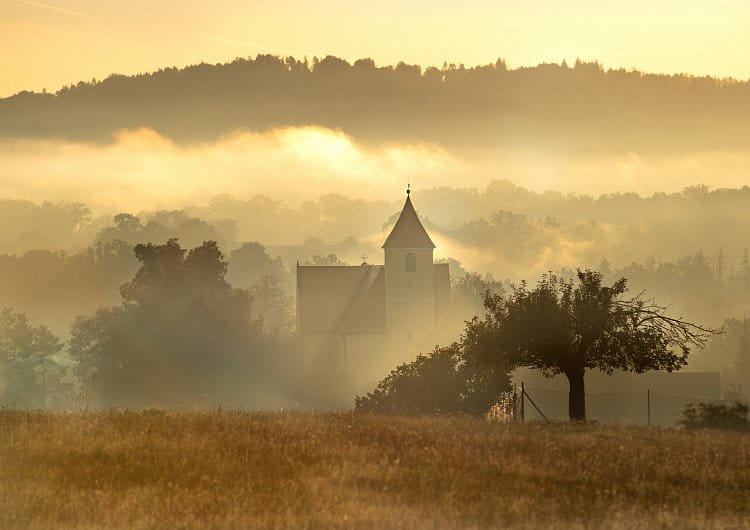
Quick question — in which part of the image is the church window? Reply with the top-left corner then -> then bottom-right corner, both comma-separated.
405,252 -> 416,272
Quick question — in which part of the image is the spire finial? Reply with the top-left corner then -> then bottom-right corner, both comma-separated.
406,182 -> 410,196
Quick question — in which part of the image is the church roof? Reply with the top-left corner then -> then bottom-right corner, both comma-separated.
296,265 -> 386,334
296,263 -> 451,334
382,194 -> 436,249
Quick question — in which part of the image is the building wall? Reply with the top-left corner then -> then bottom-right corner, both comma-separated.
384,247 -> 435,341
301,327 -> 443,401
297,247 -> 448,406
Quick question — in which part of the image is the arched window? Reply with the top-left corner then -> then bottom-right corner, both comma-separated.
405,252 -> 416,272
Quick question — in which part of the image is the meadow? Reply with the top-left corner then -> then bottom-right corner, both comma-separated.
1,410 -> 748,529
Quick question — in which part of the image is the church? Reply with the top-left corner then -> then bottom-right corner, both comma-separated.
296,189 -> 451,387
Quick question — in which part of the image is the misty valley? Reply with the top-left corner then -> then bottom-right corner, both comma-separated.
2,36 -> 750,528
1,180 -> 749,417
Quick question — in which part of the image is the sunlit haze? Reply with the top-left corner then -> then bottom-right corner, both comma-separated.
2,3 -> 750,527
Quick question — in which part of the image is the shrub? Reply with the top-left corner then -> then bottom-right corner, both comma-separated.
355,344 -> 510,415
680,401 -> 750,431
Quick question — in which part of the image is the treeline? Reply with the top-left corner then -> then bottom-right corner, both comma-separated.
0,238 -> 295,337
3,237 -> 750,409
0,199 -> 93,253
0,238 -> 495,409
5,181 -> 750,383
6,181 -> 750,326
6,180 -> 750,279
2,54 -> 749,152
0,240 -> 301,409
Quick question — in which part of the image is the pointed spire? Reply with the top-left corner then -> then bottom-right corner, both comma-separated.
382,188 -> 436,249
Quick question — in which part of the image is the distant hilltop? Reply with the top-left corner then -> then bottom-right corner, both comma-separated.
1,54 -> 749,152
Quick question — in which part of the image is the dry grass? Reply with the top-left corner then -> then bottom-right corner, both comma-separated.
1,410 -> 748,529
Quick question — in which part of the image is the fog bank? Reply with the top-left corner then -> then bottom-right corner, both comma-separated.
3,127 -> 750,213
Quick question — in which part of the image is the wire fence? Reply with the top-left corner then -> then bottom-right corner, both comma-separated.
488,383 -> 728,425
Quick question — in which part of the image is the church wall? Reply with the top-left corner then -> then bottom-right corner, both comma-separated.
295,193 -> 449,407
384,247 -> 436,338
342,333 -> 394,391
301,330 -> 440,400
301,333 -> 390,375
345,331 -> 446,397
384,248 -> 434,301
385,299 -> 437,344
301,333 -> 342,368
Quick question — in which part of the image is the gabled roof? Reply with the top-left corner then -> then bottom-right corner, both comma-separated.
296,265 -> 385,334
382,194 -> 436,249
296,263 -> 451,335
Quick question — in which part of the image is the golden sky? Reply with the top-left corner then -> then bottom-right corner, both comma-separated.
2,0 -> 749,97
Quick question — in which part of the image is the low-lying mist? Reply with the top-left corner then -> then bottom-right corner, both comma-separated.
3,126 -> 750,214
4,125 -> 750,409
0,127 -> 464,212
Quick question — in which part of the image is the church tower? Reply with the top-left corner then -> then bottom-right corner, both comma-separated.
382,187 -> 436,341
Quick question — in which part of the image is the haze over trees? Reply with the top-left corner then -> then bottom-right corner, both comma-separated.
5,181 -> 750,329
69,239 -> 278,407
0,233 -> 729,413
2,55 -> 750,155
4,176 -> 750,408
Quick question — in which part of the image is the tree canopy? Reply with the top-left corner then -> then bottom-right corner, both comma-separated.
465,270 -> 716,420
3,54 -> 750,154
355,343 -> 511,415
69,239 -> 270,407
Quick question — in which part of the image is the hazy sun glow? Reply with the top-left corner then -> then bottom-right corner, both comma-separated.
2,126 -> 750,215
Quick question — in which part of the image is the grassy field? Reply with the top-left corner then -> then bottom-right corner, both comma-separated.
1,411 -> 748,529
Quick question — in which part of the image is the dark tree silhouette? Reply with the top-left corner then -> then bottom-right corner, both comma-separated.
467,270 -> 717,420
680,401 -> 749,431
3,54 -> 750,154
355,340 -> 511,415
355,346 -> 467,414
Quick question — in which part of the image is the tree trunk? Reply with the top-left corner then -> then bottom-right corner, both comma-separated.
566,368 -> 586,421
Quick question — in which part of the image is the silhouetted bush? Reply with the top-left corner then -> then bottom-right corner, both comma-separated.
680,401 -> 749,431
355,344 -> 510,415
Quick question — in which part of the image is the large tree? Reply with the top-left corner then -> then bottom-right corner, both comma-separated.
469,270 -> 716,421
69,239 -> 271,406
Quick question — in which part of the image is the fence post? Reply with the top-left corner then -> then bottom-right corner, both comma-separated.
522,386 -> 551,424
647,389 -> 651,426
520,382 -> 525,422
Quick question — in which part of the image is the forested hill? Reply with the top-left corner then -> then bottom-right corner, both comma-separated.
1,54 -> 749,152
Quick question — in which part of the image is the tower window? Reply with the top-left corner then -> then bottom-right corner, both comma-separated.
405,252 -> 416,272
